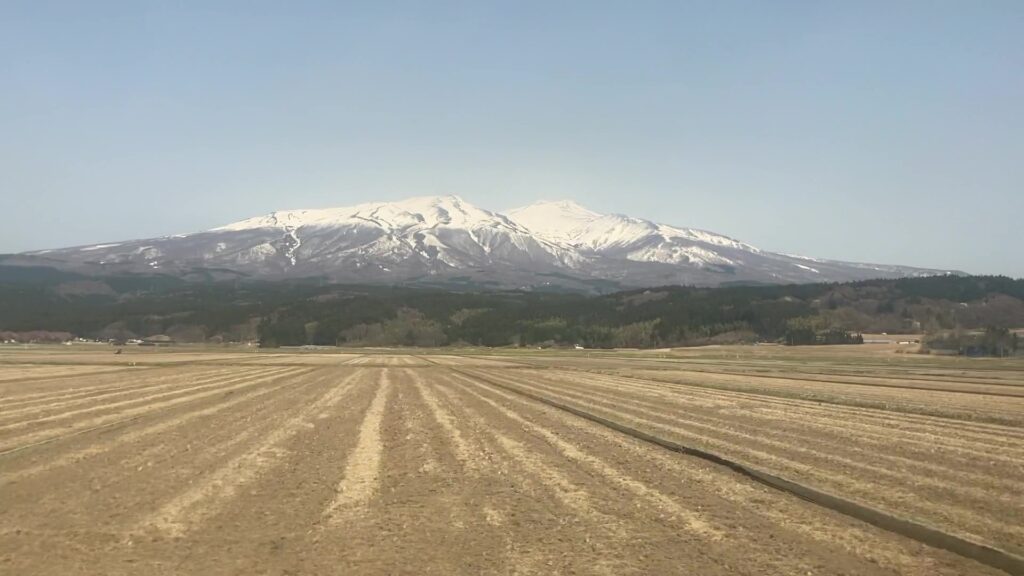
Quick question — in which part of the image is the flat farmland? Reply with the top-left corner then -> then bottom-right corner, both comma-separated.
1,348 -> 1021,575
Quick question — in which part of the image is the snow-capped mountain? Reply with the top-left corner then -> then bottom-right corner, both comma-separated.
207,195 -> 582,273
10,195 -> 952,291
509,200 -> 759,267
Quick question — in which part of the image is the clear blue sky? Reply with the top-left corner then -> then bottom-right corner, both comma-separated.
2,1 -> 1021,276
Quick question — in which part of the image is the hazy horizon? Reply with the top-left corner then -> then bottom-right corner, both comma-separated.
2,2 -> 1021,277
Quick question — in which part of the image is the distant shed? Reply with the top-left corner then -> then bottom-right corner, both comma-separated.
140,335 -> 176,347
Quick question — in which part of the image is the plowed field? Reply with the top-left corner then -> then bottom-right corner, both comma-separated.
1,348 -> 1020,575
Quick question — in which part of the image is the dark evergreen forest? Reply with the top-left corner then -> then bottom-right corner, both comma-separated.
1,266 -> 1021,351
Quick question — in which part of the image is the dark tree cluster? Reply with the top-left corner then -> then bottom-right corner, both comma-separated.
923,327 -> 1019,357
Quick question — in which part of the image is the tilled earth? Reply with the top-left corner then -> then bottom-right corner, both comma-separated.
0,350 -> 1019,575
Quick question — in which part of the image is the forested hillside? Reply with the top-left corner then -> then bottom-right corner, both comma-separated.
1,268 -> 1021,349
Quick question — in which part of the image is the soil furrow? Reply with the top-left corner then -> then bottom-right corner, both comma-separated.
0,368 -> 314,485
560,368 -> 1024,446
444,370 -> 723,541
0,366 -> 261,420
520,369 -> 1024,485
468,368 -> 1024,552
0,366 -> 293,433
143,369 -> 367,537
457,368 -> 1006,576
322,369 -> 391,521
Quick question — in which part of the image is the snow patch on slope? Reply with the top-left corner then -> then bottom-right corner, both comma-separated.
79,243 -> 122,251
282,225 -> 301,266
508,200 -> 759,260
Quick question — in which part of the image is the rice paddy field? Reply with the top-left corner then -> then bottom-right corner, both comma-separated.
1,344 -> 1022,575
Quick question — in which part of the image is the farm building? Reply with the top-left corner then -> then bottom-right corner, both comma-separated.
140,335 -> 176,347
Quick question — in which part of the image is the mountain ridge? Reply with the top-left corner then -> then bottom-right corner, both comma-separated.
13,195 -> 954,292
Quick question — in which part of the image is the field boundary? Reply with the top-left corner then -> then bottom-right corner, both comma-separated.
626,366 -> 1024,398
552,366 -> 1024,427
455,368 -> 1024,576
0,365 -> 164,385
0,414 -> 146,458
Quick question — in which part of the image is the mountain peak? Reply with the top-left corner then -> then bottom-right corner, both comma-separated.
507,200 -> 603,242
213,194 -> 495,233
512,199 -> 601,217
389,194 -> 466,209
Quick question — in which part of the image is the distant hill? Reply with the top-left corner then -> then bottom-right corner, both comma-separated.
0,272 -> 1019,349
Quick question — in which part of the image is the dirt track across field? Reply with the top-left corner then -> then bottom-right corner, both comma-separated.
0,347 -> 1020,575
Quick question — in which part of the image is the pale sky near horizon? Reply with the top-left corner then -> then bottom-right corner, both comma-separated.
2,1 -> 1021,277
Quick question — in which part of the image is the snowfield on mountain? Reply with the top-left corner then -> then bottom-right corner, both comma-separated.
16,195 -> 952,290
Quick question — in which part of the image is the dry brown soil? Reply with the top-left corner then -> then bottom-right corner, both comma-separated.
0,347 -> 1019,575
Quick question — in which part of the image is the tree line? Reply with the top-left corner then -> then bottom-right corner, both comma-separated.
1,268 -> 1022,353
